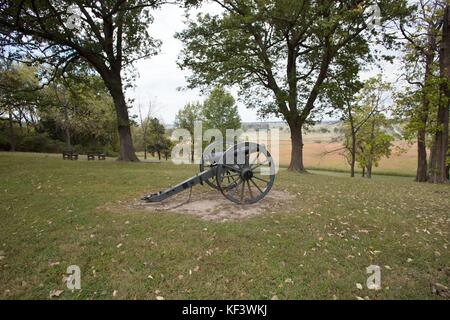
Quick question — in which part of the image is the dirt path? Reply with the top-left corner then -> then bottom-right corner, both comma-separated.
112,187 -> 295,222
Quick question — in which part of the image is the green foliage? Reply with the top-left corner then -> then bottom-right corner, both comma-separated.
174,101 -> 203,135
17,134 -> 65,153
173,87 -> 241,148
0,1 -> 163,84
0,62 -> 41,115
202,87 -> 241,138
394,65 -> 442,144
394,0 -> 446,144
177,0 -> 407,123
341,76 -> 395,173
0,130 -> 11,150
40,73 -> 118,149
147,117 -> 172,160
0,61 -> 119,154
355,119 -> 395,170
0,1 -> 169,160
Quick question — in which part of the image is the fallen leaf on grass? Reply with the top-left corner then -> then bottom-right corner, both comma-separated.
356,283 -> 363,290
156,296 -> 165,300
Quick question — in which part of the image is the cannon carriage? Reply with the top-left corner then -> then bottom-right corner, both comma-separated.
142,142 -> 276,205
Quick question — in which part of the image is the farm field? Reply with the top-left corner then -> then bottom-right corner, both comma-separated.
254,122 -> 417,176
277,141 -> 417,176
0,152 -> 448,299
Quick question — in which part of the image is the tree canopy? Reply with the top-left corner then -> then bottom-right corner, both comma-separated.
0,0 -> 165,161
177,0 -> 408,171
202,86 -> 241,138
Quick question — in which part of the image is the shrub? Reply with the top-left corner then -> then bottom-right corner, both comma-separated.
17,134 -> 65,153
104,146 -> 118,157
0,132 -> 11,151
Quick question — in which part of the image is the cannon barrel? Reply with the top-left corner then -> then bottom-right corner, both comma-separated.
142,168 -> 217,202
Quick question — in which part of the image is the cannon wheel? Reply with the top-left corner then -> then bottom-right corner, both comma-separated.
216,144 -> 275,205
200,140 -> 235,190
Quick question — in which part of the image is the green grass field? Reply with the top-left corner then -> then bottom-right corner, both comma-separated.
0,152 -> 449,300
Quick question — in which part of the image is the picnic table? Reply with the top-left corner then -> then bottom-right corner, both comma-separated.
62,150 -> 78,160
87,152 -> 106,160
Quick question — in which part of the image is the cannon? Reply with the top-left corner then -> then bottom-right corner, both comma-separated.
142,142 -> 276,205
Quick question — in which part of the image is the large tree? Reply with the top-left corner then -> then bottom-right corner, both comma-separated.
0,0 -> 164,161
396,0 -> 446,182
429,3 -> 449,183
177,0 -> 406,171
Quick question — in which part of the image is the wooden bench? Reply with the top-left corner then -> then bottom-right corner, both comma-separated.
62,150 -> 78,160
87,152 -> 96,161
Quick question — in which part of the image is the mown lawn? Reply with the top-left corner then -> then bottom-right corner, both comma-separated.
0,152 -> 449,300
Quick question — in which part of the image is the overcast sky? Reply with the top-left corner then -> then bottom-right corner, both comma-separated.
128,4 -> 402,125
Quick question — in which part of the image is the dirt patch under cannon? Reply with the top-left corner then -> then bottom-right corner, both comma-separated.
104,187 -> 296,222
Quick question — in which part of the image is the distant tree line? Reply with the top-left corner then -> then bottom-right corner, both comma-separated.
0,62 -> 120,156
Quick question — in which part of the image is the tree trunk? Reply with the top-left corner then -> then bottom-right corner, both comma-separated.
366,163 -> 372,179
288,124 -> 306,172
65,127 -> 71,150
8,106 -> 16,152
350,130 -> 356,178
143,134 -> 147,160
416,53 -> 434,182
416,129 -> 429,182
104,72 -> 139,162
63,103 -> 71,150
429,5 -> 450,184
362,166 -> 366,177
366,120 -> 376,179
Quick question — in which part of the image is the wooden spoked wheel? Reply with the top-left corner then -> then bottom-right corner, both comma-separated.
216,144 -> 275,204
